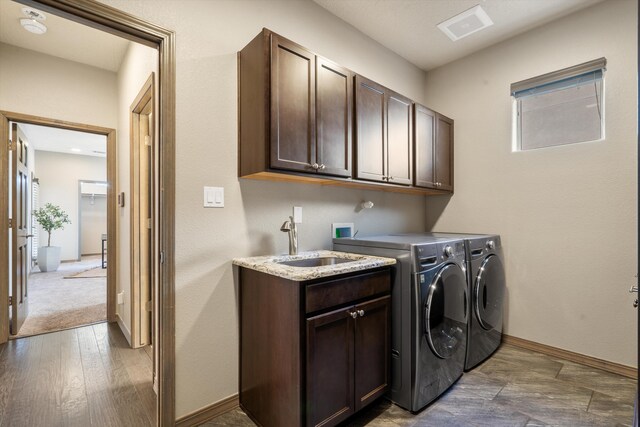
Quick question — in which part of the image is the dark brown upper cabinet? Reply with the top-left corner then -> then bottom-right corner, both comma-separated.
355,75 -> 412,186
239,29 -> 352,178
239,28 -> 452,196
316,57 -> 353,177
414,103 -> 454,192
270,33 -> 316,173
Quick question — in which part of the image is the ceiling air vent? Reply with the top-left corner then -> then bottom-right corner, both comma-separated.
437,5 -> 493,42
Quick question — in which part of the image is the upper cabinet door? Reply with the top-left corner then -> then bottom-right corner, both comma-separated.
316,57 -> 352,178
435,114 -> 454,191
386,91 -> 412,186
270,34 -> 316,173
355,75 -> 386,183
414,104 -> 436,189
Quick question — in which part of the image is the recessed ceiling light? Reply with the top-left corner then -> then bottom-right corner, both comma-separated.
71,148 -> 82,152
437,5 -> 493,42
20,18 -> 47,35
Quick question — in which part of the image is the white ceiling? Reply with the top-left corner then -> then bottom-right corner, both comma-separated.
0,0 -> 129,72
313,0 -> 605,71
19,123 -> 106,158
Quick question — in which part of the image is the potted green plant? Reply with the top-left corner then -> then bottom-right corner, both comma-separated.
33,203 -> 71,272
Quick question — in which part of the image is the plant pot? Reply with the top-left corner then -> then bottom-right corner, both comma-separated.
37,246 -> 61,272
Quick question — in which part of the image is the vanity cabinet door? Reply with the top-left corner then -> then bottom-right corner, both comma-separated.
306,307 -> 355,427
354,295 -> 391,410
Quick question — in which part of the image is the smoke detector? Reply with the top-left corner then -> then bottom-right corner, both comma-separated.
22,7 -> 47,21
437,5 -> 493,42
20,18 -> 47,35
20,7 -> 47,35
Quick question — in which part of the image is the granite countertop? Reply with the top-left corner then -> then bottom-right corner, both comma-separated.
233,250 -> 396,281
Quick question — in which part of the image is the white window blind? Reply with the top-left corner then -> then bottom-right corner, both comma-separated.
512,58 -> 605,151
32,179 -> 39,260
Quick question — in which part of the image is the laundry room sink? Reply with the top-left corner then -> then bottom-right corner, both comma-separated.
233,250 -> 396,281
278,256 -> 352,268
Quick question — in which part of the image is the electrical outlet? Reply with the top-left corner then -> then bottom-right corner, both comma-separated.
293,206 -> 302,223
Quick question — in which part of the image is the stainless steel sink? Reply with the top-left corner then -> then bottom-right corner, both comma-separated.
278,257 -> 352,268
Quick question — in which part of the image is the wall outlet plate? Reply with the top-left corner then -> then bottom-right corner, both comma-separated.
293,206 -> 302,223
332,223 -> 354,239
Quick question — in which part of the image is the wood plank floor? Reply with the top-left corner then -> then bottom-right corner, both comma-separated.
0,322 -> 156,427
205,344 -> 637,426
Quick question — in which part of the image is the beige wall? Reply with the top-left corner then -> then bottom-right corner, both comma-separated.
115,41 -> 159,338
0,43 -> 117,128
100,0 -> 428,417
33,150 -> 107,261
424,0 -> 637,367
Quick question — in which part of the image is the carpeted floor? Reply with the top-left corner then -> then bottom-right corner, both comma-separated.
14,255 -> 107,338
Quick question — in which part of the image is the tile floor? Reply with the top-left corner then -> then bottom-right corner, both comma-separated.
203,344 -> 636,426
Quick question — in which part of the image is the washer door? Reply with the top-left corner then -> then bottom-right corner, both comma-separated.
424,263 -> 467,359
474,255 -> 506,331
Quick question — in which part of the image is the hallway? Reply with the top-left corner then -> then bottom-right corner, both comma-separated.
0,322 -> 155,427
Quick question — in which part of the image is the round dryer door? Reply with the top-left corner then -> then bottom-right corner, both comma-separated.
474,255 -> 506,331
424,263 -> 467,359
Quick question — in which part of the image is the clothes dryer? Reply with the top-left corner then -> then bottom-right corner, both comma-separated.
403,233 -> 506,370
333,235 -> 467,412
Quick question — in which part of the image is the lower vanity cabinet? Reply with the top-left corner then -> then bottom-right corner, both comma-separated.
306,295 -> 390,426
239,267 -> 391,427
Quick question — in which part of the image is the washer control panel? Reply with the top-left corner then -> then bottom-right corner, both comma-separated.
441,241 -> 465,260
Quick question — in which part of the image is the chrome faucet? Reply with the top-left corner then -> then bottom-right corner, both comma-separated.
280,216 -> 298,255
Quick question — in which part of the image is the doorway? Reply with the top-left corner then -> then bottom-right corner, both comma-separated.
0,0 -> 176,424
4,115 -> 117,338
9,121 -> 112,338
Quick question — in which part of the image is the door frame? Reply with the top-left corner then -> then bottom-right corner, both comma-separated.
130,73 -> 155,349
3,1 -> 176,425
1,113 -> 117,327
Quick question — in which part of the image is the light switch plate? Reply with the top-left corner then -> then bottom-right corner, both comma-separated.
204,186 -> 224,208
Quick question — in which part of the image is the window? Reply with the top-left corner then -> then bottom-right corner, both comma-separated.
512,58 -> 606,151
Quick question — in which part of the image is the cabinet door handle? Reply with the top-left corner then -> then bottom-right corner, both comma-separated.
318,164 -> 326,170
350,311 -> 358,319
311,163 -> 319,170
388,176 -> 394,181
357,310 -> 364,317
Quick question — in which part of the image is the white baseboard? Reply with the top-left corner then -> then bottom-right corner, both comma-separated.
116,313 -> 132,346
